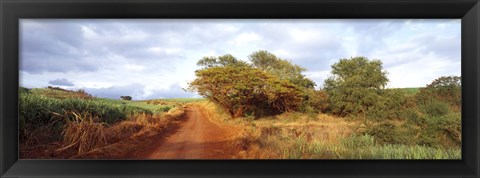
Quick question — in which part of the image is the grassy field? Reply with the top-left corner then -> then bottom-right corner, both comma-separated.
19,86 -> 460,159
390,87 -> 421,96
197,100 -> 461,159
144,98 -> 206,105
95,98 -> 175,114
19,87 -> 198,147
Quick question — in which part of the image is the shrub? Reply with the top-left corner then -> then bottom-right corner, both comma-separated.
417,76 -> 461,110
421,100 -> 450,117
402,108 -> 426,125
300,89 -> 329,113
324,57 -> 388,117
363,122 -> 406,144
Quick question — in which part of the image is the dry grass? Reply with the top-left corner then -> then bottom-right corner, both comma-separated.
74,107 -> 187,159
131,113 -> 163,126
59,111 -> 107,154
196,101 -> 250,127
104,121 -> 144,143
197,101 -> 360,159
33,107 -> 188,159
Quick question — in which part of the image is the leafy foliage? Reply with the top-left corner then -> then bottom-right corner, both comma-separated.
249,50 -> 316,89
299,89 -> 329,113
190,50 -> 321,118
189,66 -> 303,118
324,57 -> 392,120
197,54 -> 250,68
417,76 -> 461,110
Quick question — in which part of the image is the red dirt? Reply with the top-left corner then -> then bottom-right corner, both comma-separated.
131,106 -> 240,159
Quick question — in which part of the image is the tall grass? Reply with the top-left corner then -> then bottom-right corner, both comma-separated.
97,98 -> 174,114
19,92 -> 152,141
59,111 -> 107,154
146,98 -> 206,104
29,87 -> 93,99
241,131 -> 461,159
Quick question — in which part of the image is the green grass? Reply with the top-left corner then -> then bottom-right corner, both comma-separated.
159,98 -> 205,102
145,98 -> 206,105
95,98 -> 174,114
18,87 -> 180,141
29,87 -> 93,99
279,134 -> 461,159
389,87 -> 421,96
19,92 -> 150,140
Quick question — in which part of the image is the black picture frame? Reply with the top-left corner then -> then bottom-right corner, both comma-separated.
1,0 -> 479,177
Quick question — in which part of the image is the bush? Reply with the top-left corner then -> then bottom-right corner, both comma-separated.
324,57 -> 388,118
434,113 -> 462,147
403,109 -> 430,127
300,89 -> 329,113
421,100 -> 450,117
363,122 -> 407,145
416,76 -> 461,110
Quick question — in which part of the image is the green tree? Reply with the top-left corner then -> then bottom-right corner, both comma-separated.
189,66 -> 302,118
301,89 -> 329,113
248,50 -> 316,89
197,54 -> 249,68
324,56 -> 389,121
417,76 -> 461,109
120,96 -> 132,100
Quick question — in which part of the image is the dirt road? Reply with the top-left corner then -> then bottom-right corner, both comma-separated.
133,106 -> 239,159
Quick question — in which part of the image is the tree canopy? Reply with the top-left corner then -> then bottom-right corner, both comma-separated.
417,75 -> 461,109
323,56 -> 393,119
248,50 -> 316,89
189,65 -> 302,118
197,54 -> 249,68
189,50 -> 318,118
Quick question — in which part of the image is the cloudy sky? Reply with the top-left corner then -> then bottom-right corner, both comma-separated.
20,19 -> 460,100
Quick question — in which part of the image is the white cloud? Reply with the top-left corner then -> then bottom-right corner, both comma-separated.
124,64 -> 146,72
230,32 -> 261,45
386,55 -> 460,88
81,25 -> 98,39
20,19 -> 461,99
147,47 -> 182,55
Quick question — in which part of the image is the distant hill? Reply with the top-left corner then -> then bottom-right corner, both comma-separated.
21,86 -> 93,99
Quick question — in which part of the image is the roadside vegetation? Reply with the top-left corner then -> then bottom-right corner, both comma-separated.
190,50 -> 461,159
19,87 -> 191,158
20,50 -> 461,159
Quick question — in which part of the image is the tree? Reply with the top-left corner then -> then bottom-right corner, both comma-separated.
190,51 -> 326,118
301,89 -> 329,113
323,56 -> 389,120
248,50 -> 321,112
189,66 -> 303,118
248,50 -> 316,89
417,75 -> 461,109
197,54 -> 249,68
120,96 -> 132,100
